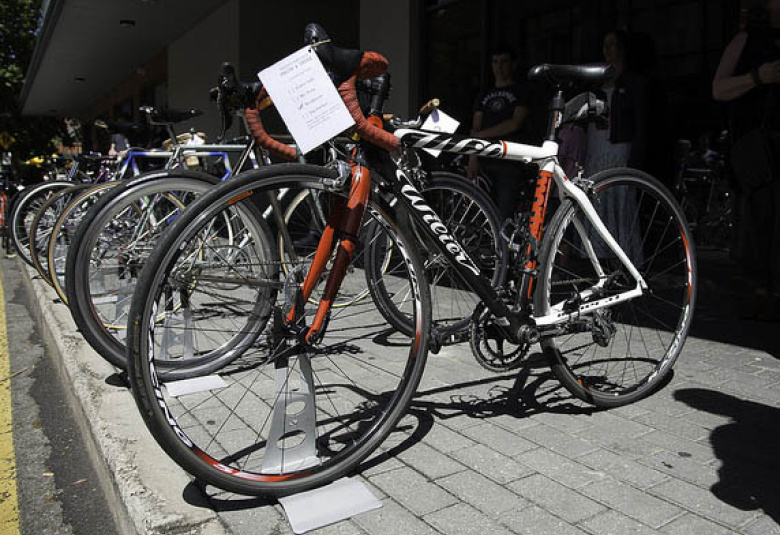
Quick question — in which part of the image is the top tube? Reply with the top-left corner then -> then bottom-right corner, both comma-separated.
393,128 -> 558,164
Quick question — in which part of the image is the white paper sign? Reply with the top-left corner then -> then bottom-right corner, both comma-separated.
259,46 -> 355,154
421,109 -> 460,157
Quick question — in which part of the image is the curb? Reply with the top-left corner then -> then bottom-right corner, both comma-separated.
20,261 -> 230,535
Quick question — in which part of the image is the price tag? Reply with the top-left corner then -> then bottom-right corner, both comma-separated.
259,46 -> 355,154
421,109 -> 460,157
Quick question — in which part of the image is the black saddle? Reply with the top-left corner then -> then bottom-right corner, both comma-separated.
304,23 -> 363,86
528,63 -> 614,85
93,119 -> 147,138
145,108 -> 203,125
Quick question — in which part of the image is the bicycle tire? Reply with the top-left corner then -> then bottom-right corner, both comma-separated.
366,172 -> 506,339
10,181 -> 73,265
66,171 -> 220,370
127,164 -> 431,496
48,182 -> 120,303
29,183 -> 93,285
535,168 -> 697,407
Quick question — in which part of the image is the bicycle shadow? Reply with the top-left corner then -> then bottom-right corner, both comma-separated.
185,352 -> 597,512
675,388 -> 780,524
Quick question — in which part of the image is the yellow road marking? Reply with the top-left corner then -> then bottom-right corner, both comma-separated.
0,271 -> 19,534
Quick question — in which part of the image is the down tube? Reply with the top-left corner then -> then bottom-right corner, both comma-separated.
393,177 -> 512,322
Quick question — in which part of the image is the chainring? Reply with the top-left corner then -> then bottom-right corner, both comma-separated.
468,303 -> 529,372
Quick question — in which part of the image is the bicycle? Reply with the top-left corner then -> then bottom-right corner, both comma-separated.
125,27 -> 696,496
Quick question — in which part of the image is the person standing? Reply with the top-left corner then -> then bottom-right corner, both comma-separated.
467,47 -> 532,223
714,0 -> 780,319
583,30 -> 646,262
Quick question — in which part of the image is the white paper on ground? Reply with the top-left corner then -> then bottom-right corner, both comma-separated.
258,46 -> 355,154
279,477 -> 382,534
164,375 -> 228,397
421,108 -> 460,157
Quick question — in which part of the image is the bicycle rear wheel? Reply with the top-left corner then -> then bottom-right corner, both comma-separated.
535,168 -> 696,407
127,164 -> 431,496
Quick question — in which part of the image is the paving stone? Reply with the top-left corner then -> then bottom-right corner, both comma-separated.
450,444 -> 533,484
437,470 -> 527,518
742,515 -> 780,535
577,510 -> 660,535
521,410 -> 596,434
351,499 -> 440,535
756,368 -> 780,386
659,514 -> 739,535
633,396 -> 695,417
369,467 -> 458,517
637,450 -> 720,488
677,407 -> 734,431
307,521 -> 366,535
632,411 -> 710,441
360,447 -> 407,478
216,500 -> 286,535
424,503 -> 514,535
583,478 -> 682,528
638,430 -> 716,463
577,449 -> 668,489
515,448 -> 605,489
419,422 -> 477,454
519,423 -> 599,459
649,478 -> 759,528
718,379 -> 780,405
608,403 -> 652,420
396,441 -> 467,480
499,505 -> 589,535
508,474 -> 605,524
460,422 -> 538,457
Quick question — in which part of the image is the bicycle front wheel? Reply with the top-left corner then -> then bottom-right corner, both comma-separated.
29,183 -> 93,285
66,173 -> 219,369
10,181 -> 73,265
365,172 -> 506,340
127,164 -> 431,496
535,168 -> 697,407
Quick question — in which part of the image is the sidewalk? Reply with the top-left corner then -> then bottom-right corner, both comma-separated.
18,248 -> 780,535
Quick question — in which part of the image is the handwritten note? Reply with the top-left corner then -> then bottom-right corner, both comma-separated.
259,46 -> 355,154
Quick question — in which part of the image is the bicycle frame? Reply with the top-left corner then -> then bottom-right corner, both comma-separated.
390,129 -> 648,330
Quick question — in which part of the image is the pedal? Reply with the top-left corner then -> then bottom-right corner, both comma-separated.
429,327 -> 443,355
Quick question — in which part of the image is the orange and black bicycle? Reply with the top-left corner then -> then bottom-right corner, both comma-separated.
126,24 -> 696,496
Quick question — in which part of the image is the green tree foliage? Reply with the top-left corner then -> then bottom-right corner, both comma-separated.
0,0 -> 64,164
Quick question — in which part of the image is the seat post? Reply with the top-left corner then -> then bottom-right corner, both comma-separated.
545,86 -> 566,142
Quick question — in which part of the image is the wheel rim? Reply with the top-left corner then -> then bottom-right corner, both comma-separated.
132,181 -> 428,490
540,175 -> 695,399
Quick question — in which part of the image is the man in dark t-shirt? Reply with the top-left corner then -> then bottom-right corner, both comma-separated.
468,48 -> 532,222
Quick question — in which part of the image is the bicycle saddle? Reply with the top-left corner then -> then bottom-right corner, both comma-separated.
304,23 -> 364,85
528,63 -> 614,85
146,108 -> 203,125
93,119 -> 147,137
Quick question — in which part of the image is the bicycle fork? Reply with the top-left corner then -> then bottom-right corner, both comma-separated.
286,163 -> 371,344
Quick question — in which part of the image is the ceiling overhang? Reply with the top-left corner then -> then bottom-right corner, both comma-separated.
20,0 -> 228,117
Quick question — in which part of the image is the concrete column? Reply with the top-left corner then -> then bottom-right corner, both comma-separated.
359,0 -> 420,118
168,0 -> 240,139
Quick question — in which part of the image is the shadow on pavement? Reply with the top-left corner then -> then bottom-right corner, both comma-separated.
691,249 -> 780,358
675,388 -> 780,524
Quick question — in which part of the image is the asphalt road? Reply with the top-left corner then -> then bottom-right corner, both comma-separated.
1,256 -> 120,535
